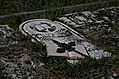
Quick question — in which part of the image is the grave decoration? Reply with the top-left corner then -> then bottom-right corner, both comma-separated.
47,41 -> 88,60
0,25 -> 17,47
19,19 -> 111,60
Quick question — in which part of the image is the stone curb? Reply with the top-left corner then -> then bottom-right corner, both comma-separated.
0,0 -> 118,23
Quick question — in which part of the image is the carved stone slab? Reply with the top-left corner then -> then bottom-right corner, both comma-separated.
19,19 -> 111,59
0,25 -> 17,47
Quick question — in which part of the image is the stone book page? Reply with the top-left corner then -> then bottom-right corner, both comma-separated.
68,45 -> 88,59
46,44 -> 70,58
46,44 -> 88,59
75,45 -> 89,56
68,51 -> 85,60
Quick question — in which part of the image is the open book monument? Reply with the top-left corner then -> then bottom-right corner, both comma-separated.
19,19 -> 111,61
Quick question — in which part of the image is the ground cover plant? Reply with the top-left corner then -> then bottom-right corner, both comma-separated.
0,0 -> 119,79
0,0 -> 108,15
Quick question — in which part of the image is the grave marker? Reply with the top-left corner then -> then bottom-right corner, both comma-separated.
19,19 -> 111,60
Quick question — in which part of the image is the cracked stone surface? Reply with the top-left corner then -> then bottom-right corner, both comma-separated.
58,7 -> 119,33
0,25 -> 17,47
19,19 -> 111,60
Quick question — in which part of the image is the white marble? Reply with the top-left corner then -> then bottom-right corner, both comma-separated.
19,19 -> 111,61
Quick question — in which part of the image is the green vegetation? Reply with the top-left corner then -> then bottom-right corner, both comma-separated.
0,0 -> 108,15
0,0 -> 119,78
29,43 -> 119,78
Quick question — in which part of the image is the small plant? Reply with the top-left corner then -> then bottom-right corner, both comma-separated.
29,42 -> 43,52
41,57 -> 69,70
94,9 -> 105,17
108,47 -> 117,55
26,52 -> 33,55
31,54 -> 41,59
12,52 -> 20,55
7,16 -> 21,29
0,48 -> 5,52
3,51 -> 11,55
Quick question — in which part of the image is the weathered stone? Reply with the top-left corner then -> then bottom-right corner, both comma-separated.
58,8 -> 117,33
0,25 -> 17,47
94,7 -> 119,24
19,19 -> 111,60
1,54 -> 44,78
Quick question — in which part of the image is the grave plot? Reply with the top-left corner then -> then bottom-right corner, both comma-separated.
58,7 -> 119,33
19,19 -> 111,60
0,25 -> 17,47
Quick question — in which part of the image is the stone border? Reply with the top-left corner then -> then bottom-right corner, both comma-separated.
0,0 -> 118,23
